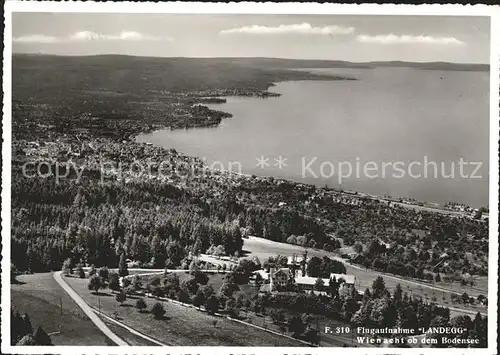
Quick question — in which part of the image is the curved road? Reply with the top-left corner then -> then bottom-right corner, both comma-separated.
53,271 -> 129,346
329,256 -> 486,316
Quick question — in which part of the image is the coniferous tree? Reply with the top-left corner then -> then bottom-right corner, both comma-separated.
34,326 -> 53,345
393,283 -> 403,304
371,276 -> 386,298
22,314 -> 33,336
118,252 -> 129,277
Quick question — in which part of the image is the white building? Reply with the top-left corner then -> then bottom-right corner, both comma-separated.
261,268 -> 356,293
286,255 -> 311,266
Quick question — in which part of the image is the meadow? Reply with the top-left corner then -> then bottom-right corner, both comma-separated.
11,273 -> 114,345
64,276 -> 305,346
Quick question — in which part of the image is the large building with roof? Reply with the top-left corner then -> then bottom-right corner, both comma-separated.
259,268 -> 356,294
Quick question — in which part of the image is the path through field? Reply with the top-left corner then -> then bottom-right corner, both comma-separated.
53,271 -> 128,346
11,273 -> 114,345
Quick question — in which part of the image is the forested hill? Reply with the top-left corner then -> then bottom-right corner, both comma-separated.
12,54 -> 355,97
13,54 -> 488,75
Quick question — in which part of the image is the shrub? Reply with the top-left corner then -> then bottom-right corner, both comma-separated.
270,308 -> 286,324
76,263 -> 85,278
435,273 -> 442,283
135,298 -> 147,312
193,289 -> 206,309
87,275 -> 103,294
115,291 -> 127,306
205,295 -> 219,315
108,273 -> 121,293
62,258 -> 72,276
122,277 -> 131,288
98,267 -> 109,281
286,235 -> 297,245
89,265 -> 97,277
151,302 -> 165,319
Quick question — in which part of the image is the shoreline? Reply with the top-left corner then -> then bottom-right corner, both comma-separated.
132,82 -> 481,213
130,75 -> 355,139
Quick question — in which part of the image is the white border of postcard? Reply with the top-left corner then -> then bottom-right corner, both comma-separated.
2,1 -> 499,355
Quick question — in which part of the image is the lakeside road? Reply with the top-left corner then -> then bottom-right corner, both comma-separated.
52,271 -> 129,346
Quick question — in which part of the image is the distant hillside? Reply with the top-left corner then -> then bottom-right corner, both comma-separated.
11,54 -> 354,140
13,54 -> 489,72
12,54 -> 353,100
364,60 -> 489,72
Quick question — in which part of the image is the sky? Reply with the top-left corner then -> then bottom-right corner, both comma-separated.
12,13 -> 490,63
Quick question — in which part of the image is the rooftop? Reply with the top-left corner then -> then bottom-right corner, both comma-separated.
330,273 -> 356,285
286,256 -> 310,264
295,276 -> 330,286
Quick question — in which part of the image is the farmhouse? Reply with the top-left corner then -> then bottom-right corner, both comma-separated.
256,267 -> 357,294
286,255 -> 311,268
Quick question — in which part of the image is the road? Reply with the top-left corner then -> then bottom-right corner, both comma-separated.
446,305 -> 486,316
331,255 -> 460,295
53,271 -> 129,346
330,256 -> 486,316
243,236 -> 486,316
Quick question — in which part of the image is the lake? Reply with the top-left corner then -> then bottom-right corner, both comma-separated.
137,67 -> 489,207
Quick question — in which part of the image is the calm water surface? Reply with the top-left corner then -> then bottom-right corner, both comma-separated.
137,67 -> 489,207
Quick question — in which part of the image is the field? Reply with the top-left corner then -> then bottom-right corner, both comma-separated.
11,273 -> 114,346
64,276 -> 305,346
107,271 -> 364,347
242,236 -> 488,315
96,315 -> 159,346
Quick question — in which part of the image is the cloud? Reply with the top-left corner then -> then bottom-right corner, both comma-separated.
13,31 -> 171,44
70,31 -> 102,41
220,22 -> 355,36
356,34 -> 465,45
70,31 -> 167,41
13,35 -> 60,43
